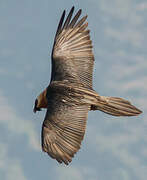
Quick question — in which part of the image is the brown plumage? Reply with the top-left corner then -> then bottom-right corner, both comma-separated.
34,7 -> 142,165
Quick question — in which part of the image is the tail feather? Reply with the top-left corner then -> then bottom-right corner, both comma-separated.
91,96 -> 142,116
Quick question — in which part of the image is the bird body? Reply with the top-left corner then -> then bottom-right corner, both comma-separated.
34,7 -> 142,165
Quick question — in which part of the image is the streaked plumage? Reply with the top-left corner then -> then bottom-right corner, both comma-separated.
34,7 -> 142,165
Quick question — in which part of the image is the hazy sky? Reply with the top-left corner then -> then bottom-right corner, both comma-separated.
0,0 -> 146,180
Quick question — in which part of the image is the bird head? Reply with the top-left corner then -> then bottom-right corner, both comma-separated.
33,88 -> 48,113
33,98 -> 42,113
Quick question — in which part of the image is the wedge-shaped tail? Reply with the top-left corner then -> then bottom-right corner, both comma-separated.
91,96 -> 142,116
49,82 -> 142,117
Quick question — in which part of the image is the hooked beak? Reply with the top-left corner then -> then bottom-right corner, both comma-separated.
33,99 -> 41,113
33,107 -> 37,113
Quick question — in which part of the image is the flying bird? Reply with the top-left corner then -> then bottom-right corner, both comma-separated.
34,7 -> 142,165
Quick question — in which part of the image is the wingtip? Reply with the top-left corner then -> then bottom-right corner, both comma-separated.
85,14 -> 88,19
70,7 -> 83,15
79,9 -> 82,13
71,6 -> 75,11
63,10 -> 66,15
70,6 -> 75,16
68,6 -> 74,16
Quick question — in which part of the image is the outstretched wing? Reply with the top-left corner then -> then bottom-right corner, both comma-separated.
51,6 -> 94,88
41,89 -> 90,165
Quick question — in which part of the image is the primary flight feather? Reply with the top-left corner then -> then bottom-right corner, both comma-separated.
34,7 -> 142,165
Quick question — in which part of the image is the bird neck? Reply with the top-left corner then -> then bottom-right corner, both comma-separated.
38,88 -> 48,109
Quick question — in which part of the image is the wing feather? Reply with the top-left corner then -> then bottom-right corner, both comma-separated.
54,10 -> 65,39
41,88 -> 90,165
69,9 -> 82,27
75,15 -> 88,28
51,7 -> 94,89
62,6 -> 74,29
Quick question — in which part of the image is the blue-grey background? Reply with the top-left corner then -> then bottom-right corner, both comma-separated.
0,0 -> 146,180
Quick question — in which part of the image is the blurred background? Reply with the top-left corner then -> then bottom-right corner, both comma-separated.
0,0 -> 146,180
